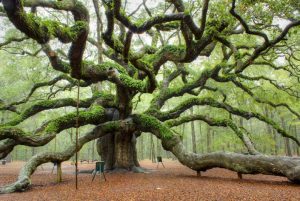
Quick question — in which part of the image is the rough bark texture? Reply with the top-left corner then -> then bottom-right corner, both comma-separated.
163,135 -> 300,184
133,114 -> 300,184
0,120 -> 134,194
97,131 -> 140,171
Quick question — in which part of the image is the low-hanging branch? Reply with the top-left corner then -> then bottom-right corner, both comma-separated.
165,114 -> 260,155
151,97 -> 300,145
0,119 -> 134,194
0,105 -> 108,159
132,114 -> 300,183
1,94 -> 108,127
237,73 -> 300,99
0,74 -> 90,113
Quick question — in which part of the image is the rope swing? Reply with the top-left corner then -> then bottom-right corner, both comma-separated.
75,79 -> 80,189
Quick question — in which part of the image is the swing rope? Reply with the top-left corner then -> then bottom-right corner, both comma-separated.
75,79 -> 80,189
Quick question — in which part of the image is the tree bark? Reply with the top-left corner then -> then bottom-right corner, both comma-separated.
97,131 -> 140,171
159,134 -> 300,184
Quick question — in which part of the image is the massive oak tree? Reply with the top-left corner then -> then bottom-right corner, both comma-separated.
0,0 -> 300,193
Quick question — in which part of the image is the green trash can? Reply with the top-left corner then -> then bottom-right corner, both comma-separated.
92,161 -> 106,182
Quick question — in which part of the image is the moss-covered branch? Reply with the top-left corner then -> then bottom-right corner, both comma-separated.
132,114 -> 300,184
0,105 -> 108,158
81,61 -> 152,93
0,119 -> 135,193
110,0 -> 186,34
2,0 -> 90,78
2,0 -> 88,44
165,114 -> 259,155
1,93 -> 110,127
0,74 -> 90,113
150,65 -> 221,109
149,97 -> 300,145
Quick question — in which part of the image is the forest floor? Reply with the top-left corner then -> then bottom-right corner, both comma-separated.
0,159 -> 299,201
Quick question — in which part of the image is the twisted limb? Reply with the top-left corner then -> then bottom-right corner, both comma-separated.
0,120 -> 134,194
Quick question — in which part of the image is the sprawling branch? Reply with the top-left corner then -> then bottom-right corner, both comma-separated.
0,119 -> 135,193
0,74 -> 90,113
0,105 -> 108,159
133,114 -> 300,183
165,114 -> 259,155
150,65 -> 221,109
149,97 -> 300,145
230,0 -> 269,44
0,36 -> 28,48
112,0 -> 186,34
235,20 -> 300,73
213,74 -> 300,119
2,0 -> 90,78
1,93 -> 110,127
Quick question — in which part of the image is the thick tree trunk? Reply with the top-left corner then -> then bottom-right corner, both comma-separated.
97,131 -> 140,171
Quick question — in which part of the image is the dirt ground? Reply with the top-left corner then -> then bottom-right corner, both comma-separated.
0,159 -> 299,201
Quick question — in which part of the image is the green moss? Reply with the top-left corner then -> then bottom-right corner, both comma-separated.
157,21 -> 180,30
83,61 -> 127,75
0,126 -> 29,139
161,45 -> 186,56
142,54 -> 157,66
45,105 -> 105,133
119,74 -> 146,91
133,114 -> 173,139
22,10 -> 87,42
102,121 -> 121,131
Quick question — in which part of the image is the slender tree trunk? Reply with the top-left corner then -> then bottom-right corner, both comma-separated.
281,117 -> 293,156
156,138 -> 161,157
182,123 -> 187,150
15,148 -> 18,161
285,138 -> 293,156
150,134 -> 156,162
207,126 -> 211,153
91,140 -> 95,160
139,134 -> 144,160
199,122 -> 203,153
190,108 -> 197,153
56,162 -> 62,183
295,125 -> 300,156
25,149 -> 28,161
